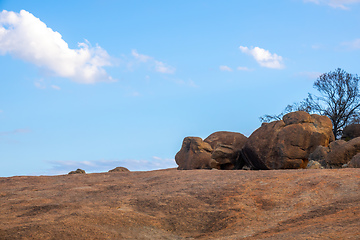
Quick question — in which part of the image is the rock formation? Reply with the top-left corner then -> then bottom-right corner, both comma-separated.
308,145 -> 330,164
173,111 -> 360,170
308,137 -> 360,169
175,137 -> 214,170
68,169 -> 86,174
175,131 -> 247,170
306,160 -> 323,169
341,123 -> 360,141
109,167 -> 130,172
349,153 -> 360,168
317,138 -> 360,168
205,131 -> 248,170
204,131 -> 247,150
242,111 -> 335,170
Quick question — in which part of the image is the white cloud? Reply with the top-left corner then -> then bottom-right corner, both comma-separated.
188,79 -> 198,88
0,10 -> 114,84
311,44 -> 323,50
128,91 -> 141,97
342,38 -> 360,49
131,49 -> 152,62
51,85 -> 61,90
219,65 -> 233,72
34,79 -> 46,89
131,49 -> 176,74
155,60 -> 176,74
239,46 -> 285,69
237,66 -> 254,71
303,0 -> 360,9
171,78 -> 198,88
296,71 -> 322,79
34,79 -> 61,90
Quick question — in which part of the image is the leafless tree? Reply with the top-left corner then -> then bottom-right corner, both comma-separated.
260,68 -> 360,138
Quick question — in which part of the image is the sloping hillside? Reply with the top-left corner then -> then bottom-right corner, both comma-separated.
1,169 -> 360,239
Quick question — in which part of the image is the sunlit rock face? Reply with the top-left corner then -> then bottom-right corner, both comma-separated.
242,111 -> 335,170
175,131 -> 247,170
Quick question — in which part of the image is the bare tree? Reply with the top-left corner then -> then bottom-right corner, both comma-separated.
260,68 -> 360,138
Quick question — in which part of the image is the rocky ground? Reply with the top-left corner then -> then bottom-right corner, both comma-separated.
1,168 -> 360,239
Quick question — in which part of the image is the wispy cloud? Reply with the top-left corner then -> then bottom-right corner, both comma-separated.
131,49 -> 175,74
34,79 -> 61,90
128,91 -> 141,97
34,79 -> 46,89
296,71 -> 322,79
239,46 -> 285,69
155,60 -> 176,74
51,85 -> 61,90
0,128 -> 30,136
170,78 -> 198,88
341,38 -> 360,49
303,0 -> 360,9
237,66 -> 254,71
311,44 -> 323,50
44,157 -> 177,175
219,65 -> 233,72
131,49 -> 152,62
0,10 -> 114,84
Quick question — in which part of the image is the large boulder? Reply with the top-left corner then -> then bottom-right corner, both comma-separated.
205,131 -> 248,170
211,144 -> 243,170
175,137 -> 214,170
349,153 -> 360,168
307,138 -> 360,169
308,145 -> 330,163
324,138 -> 360,168
68,169 -> 86,174
109,167 -> 130,172
242,111 -> 335,170
204,131 -> 247,150
308,141 -> 346,168
341,124 -> 360,141
175,131 -> 248,170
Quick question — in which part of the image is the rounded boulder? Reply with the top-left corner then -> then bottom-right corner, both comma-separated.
242,111 -> 334,170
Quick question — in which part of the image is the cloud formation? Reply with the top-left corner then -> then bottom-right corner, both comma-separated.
303,0 -> 360,9
34,79 -> 61,90
237,66 -> 254,71
131,49 -> 152,62
131,49 -> 175,74
0,10 -> 114,84
51,85 -> 61,90
219,65 -> 233,72
342,38 -> 360,49
239,46 -> 285,69
296,71 -> 322,79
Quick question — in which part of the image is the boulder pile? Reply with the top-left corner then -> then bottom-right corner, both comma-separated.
175,131 -> 247,170
242,111 -> 334,170
175,111 -> 360,170
341,123 -> 360,141
309,137 -> 360,168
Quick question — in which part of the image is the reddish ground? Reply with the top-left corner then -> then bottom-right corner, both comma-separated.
1,168 -> 360,239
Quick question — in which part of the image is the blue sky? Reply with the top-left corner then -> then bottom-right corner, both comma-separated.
1,0 -> 360,176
